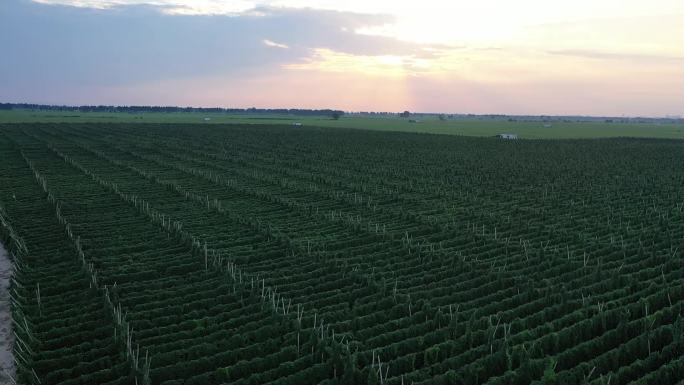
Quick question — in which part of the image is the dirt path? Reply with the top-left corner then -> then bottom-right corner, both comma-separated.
0,243 -> 14,384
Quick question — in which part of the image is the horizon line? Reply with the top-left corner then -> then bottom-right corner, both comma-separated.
2,101 -> 682,121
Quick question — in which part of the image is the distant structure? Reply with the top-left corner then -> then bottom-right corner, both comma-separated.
496,133 -> 518,140
543,123 -> 552,128
292,122 -> 302,126
204,117 -> 211,121
408,119 -> 420,123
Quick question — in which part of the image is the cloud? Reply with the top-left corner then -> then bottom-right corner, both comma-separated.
285,48 -> 434,77
547,49 -> 684,63
523,14 -> 684,58
263,39 -> 289,49
0,0 -> 428,88
30,0 -> 258,15
3,0 -> 683,116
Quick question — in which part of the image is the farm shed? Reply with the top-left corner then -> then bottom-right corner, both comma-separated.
496,133 -> 518,140
292,122 -> 303,126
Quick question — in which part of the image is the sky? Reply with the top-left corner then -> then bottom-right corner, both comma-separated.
1,0 -> 683,116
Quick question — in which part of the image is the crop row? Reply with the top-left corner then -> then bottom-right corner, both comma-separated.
0,123 -> 683,385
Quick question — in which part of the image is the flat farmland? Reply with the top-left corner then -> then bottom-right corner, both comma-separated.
1,123 -> 684,385
2,110 -> 684,140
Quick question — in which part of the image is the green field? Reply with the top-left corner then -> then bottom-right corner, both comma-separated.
2,109 -> 683,139
1,123 -> 684,384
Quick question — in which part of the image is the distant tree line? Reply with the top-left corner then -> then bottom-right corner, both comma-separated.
3,102 -> 682,124
0,103 -> 344,117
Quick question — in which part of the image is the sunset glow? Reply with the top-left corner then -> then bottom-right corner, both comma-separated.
1,0 -> 682,115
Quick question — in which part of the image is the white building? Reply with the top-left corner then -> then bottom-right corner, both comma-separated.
496,133 -> 518,140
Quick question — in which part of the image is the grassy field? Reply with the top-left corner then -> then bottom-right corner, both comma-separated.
2,109 -> 683,139
1,123 -> 684,384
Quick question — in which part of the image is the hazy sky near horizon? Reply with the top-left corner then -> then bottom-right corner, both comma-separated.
2,0 -> 683,116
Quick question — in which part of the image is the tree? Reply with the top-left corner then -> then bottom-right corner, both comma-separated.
438,114 -> 447,121
332,112 -> 342,120
400,111 -> 410,118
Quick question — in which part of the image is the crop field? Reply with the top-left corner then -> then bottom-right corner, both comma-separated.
3,110 -> 684,140
1,123 -> 684,385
